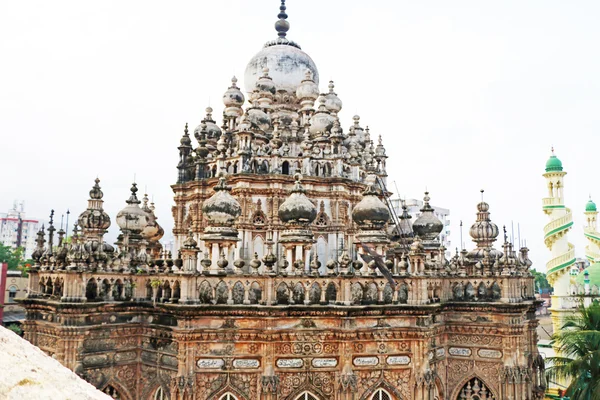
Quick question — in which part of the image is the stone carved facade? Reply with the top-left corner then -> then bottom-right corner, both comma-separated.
21,2 -> 545,400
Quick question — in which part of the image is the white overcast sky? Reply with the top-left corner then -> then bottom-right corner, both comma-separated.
2,0 -> 600,271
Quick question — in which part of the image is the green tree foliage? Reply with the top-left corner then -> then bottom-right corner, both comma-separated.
546,302 -> 600,400
532,269 -> 551,292
0,244 -> 33,276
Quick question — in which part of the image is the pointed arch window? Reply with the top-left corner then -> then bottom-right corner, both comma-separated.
295,392 -> 320,400
102,385 -> 122,399
153,386 -> 169,400
456,377 -> 495,400
371,389 -> 393,400
219,394 -> 239,400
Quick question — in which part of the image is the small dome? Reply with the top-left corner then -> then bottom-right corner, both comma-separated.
202,176 -> 242,226
324,81 -> 342,113
78,178 -> 111,232
586,198 -> 597,212
255,67 -> 276,95
351,178 -> 390,229
309,97 -> 335,134
89,178 -> 103,200
223,76 -> 245,108
278,174 -> 317,225
296,70 -> 319,101
469,200 -> 499,247
140,195 -> 164,242
412,192 -> 443,241
247,107 -> 271,132
116,183 -> 150,233
194,107 -> 221,140
545,149 -> 563,172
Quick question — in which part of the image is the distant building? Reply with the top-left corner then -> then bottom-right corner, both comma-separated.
390,197 -> 451,249
0,201 -> 40,259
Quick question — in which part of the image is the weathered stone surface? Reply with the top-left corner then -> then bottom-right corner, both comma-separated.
0,326 -> 111,400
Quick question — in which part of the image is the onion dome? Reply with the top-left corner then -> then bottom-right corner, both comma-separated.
397,200 -> 414,237
469,198 -> 499,248
545,148 -> 563,172
194,107 -> 221,140
278,173 -> 317,225
244,1 -> 319,93
182,229 -> 198,249
116,183 -> 149,233
296,69 -> 319,103
324,81 -> 342,114
140,194 -> 164,242
412,192 -> 443,240
202,175 -> 242,226
586,197 -> 597,212
247,103 -> 271,132
78,178 -> 111,234
351,176 -> 390,229
255,67 -> 277,95
309,97 -> 335,134
223,76 -> 245,108
179,122 -> 192,147
375,135 -> 386,157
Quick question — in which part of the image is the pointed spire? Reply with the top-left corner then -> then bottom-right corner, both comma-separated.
275,0 -> 289,38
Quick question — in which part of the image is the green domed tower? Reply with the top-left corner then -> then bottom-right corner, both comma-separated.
542,147 -> 575,332
584,196 -> 600,263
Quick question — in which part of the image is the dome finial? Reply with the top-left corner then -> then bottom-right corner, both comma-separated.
275,0 -> 289,38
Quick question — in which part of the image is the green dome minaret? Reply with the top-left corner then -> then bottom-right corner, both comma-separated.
545,147 -> 563,172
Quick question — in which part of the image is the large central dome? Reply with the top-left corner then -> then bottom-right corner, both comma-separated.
244,1 -> 319,93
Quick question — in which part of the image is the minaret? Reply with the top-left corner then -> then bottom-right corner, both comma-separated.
542,148 -> 576,331
584,197 -> 600,263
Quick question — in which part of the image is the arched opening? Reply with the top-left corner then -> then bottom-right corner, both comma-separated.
101,279 -> 111,300
477,282 -> 487,300
293,282 -> 305,304
309,282 -> 321,304
172,281 -> 181,302
113,279 -> 124,301
295,392 -> 320,400
8,285 -> 17,302
325,282 -> 337,303
215,281 -> 228,304
383,283 -> 393,303
455,377 -> 495,400
490,282 -> 501,300
276,282 -> 289,304
249,281 -> 262,304
282,161 -> 290,175
45,277 -> 53,295
465,283 -> 475,301
163,281 -> 172,302
371,388 -> 394,400
364,282 -> 378,304
39,279 -> 46,295
233,162 -> 238,174
153,386 -> 169,400
102,384 -> 123,399
86,279 -> 98,301
219,393 -> 239,400
198,280 -> 213,304
146,280 -> 153,300
232,281 -> 245,305
398,283 -> 408,304
351,282 -> 363,304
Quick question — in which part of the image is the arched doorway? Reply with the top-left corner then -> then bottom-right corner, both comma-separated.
370,388 -> 394,400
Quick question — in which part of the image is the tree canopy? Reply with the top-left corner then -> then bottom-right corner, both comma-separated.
546,302 -> 600,400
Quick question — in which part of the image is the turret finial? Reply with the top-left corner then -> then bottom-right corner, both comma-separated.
275,0 -> 289,38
